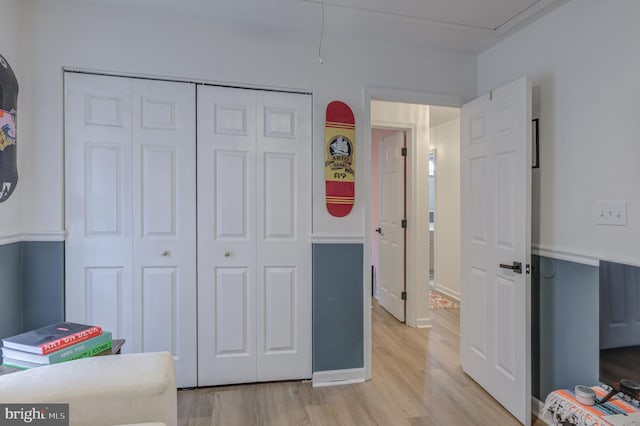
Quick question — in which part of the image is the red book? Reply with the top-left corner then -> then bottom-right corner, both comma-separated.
1,322 -> 102,355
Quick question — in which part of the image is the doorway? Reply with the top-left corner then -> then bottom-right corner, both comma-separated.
370,100 -> 461,327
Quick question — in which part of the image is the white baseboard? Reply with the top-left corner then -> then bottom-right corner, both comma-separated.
532,396 -> 549,424
415,318 -> 432,329
312,368 -> 366,387
433,284 -> 461,302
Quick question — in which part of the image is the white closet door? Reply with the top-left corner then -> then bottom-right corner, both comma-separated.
256,91 -> 311,381
65,73 -> 135,350
197,86 -> 311,386
65,73 -> 197,387
131,79 -> 197,387
197,85 -> 258,385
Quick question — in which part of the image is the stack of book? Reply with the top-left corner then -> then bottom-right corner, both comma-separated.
1,321 -> 112,370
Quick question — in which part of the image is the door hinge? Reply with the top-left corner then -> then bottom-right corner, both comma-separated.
401,219 -> 407,228
401,291 -> 407,301
401,147 -> 407,157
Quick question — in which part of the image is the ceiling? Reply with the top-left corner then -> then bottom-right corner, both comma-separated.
84,0 -> 567,53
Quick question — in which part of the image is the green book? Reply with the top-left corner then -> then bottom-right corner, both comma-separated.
1,332 -> 112,365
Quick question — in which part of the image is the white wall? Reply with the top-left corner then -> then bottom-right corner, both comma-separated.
17,0 -> 476,241
478,0 -> 640,266
0,0 -> 22,241
430,117 -> 461,299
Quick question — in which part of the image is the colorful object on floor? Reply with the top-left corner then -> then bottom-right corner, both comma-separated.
429,290 -> 460,310
543,385 -> 640,426
324,100 -> 355,217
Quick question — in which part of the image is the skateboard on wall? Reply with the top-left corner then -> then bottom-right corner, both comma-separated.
324,101 -> 355,217
0,54 -> 18,203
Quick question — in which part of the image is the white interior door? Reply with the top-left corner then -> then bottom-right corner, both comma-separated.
65,73 -> 198,387
377,131 -> 406,322
197,85 -> 312,386
460,77 -> 531,425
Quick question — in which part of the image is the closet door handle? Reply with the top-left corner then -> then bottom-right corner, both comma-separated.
224,251 -> 232,258
162,250 -> 170,257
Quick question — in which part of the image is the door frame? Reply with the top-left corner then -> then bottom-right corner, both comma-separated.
363,87 -> 465,380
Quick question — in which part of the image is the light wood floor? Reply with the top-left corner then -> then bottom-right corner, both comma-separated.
178,300 -> 534,425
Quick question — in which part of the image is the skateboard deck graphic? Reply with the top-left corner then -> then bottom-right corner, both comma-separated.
0,54 -> 18,203
324,101 -> 355,217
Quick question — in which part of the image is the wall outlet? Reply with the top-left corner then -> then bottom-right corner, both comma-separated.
596,201 -> 627,226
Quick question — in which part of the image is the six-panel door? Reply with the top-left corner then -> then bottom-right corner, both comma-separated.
65,73 -> 198,387
196,85 -> 312,386
66,74 -> 312,388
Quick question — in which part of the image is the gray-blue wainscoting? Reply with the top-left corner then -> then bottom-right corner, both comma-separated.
312,243 -> 364,372
3,241 -> 364,375
532,254 -> 599,401
0,241 -> 64,339
0,242 -> 22,339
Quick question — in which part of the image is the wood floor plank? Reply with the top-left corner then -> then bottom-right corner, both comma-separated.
178,300 -> 528,425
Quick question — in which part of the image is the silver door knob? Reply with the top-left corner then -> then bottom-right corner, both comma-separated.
224,251 -> 231,257
162,250 -> 170,257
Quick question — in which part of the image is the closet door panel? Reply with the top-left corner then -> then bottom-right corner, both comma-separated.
256,91 -> 311,381
132,79 -> 197,387
66,74 -> 198,388
197,85 -> 258,385
141,267 -> 177,353
197,86 -> 312,386
65,73 -> 134,346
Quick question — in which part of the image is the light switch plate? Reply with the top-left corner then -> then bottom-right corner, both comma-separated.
596,201 -> 627,226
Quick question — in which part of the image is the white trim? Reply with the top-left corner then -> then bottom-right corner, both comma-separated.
532,244 -> 640,268
415,318 -> 432,329
0,232 -> 67,245
531,396 -> 549,425
0,234 -> 22,245
366,86 -> 465,108
22,231 -> 67,242
433,284 -> 461,302
532,244 -> 600,267
311,234 -> 364,244
600,257 -> 640,269
312,368 -> 366,387
63,67 -> 311,95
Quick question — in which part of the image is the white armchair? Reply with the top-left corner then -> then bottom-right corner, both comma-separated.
0,351 -> 177,426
